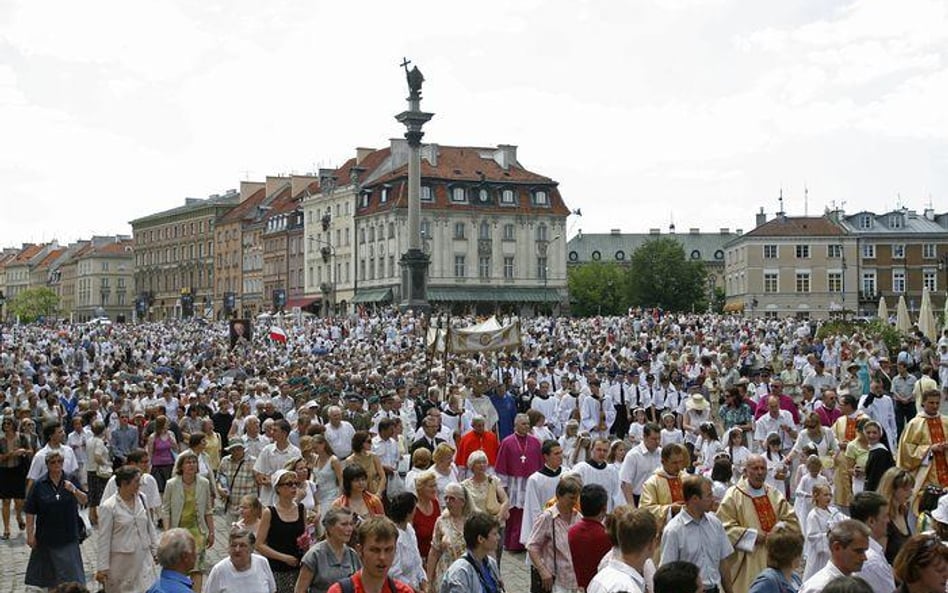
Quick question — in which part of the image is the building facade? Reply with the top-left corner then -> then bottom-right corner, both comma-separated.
833,208 -> 948,316
566,226 -> 738,302
130,192 -> 238,320
724,212 -> 860,319
213,181 -> 266,319
349,140 -> 569,315
72,237 -> 135,322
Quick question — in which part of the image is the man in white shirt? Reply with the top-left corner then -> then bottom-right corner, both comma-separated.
27,423 -> 79,486
588,508 -> 657,593
660,475 -> 734,593
324,405 -> 356,459
620,423 -> 662,506
372,418 -> 401,498
204,528 -> 276,593
252,420 -> 301,506
753,396 -> 797,453
849,491 -> 896,593
799,519 -> 870,593
241,416 -> 270,459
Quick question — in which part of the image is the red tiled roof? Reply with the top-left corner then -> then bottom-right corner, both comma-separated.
745,216 -> 845,237
369,146 -> 553,186
333,148 -> 392,187
93,239 -> 135,256
12,244 -> 43,264
34,248 -> 66,270
217,187 -> 268,225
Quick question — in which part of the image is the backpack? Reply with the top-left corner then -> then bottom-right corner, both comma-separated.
336,576 -> 397,593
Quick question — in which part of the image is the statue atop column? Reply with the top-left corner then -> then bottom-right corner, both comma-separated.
401,57 -> 424,101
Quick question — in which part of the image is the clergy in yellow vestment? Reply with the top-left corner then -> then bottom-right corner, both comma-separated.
639,443 -> 689,525
830,396 -> 861,509
717,454 -> 800,593
896,389 -> 948,512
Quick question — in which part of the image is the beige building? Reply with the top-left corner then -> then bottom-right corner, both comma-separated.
724,212 -> 858,319
72,237 -> 135,322
131,192 -> 238,320
213,181 -> 266,319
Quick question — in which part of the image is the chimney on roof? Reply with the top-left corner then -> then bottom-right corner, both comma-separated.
736,228 -> 743,235
291,174 -> 318,198
495,145 -> 518,170
924,207 -> 935,221
756,207 -> 767,227
240,181 -> 265,202
185,197 -> 201,205
720,228 -> 730,234
649,228 -> 660,235
610,228 -> 621,235
355,147 -> 375,166
689,228 -> 700,234
265,176 -> 288,197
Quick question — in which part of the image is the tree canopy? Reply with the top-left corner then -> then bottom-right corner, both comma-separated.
626,237 -> 709,312
7,287 -> 59,322
567,262 -> 628,317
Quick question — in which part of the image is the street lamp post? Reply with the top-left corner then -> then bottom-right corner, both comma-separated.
310,236 -> 336,317
938,254 -> 948,310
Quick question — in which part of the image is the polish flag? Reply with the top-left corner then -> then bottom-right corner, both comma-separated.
269,326 -> 287,343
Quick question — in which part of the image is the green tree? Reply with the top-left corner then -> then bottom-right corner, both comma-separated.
8,287 -> 59,322
626,237 -> 708,312
567,262 -> 628,317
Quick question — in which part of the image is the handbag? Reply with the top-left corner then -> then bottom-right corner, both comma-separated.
485,477 -> 502,516
529,511 -> 557,593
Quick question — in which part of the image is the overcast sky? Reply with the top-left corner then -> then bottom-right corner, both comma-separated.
3,0 -> 948,247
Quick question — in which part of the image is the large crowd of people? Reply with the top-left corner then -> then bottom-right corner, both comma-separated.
4,309 -> 948,593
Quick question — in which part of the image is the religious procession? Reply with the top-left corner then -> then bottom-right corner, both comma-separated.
4,309 -> 948,593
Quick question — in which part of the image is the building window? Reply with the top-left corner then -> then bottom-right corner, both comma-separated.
533,190 -> 549,206
537,257 -> 548,280
889,214 -> 903,229
536,224 -> 548,242
389,255 -> 395,277
763,245 -> 778,259
421,186 -> 433,201
892,244 -> 905,259
827,244 -> 842,258
795,272 -> 811,293
454,255 -> 466,278
893,270 -> 906,293
795,245 -> 810,259
454,222 -> 466,239
862,244 -> 876,259
479,222 -> 491,240
451,187 -> 466,203
388,222 -> 395,239
478,188 -> 490,203
764,273 -> 778,293
504,256 -> 514,279
828,272 -> 843,293
503,224 -> 515,241
924,271 -> 937,292
380,188 -> 388,203
923,243 -> 936,259
421,220 -> 431,239
479,256 -> 490,278
859,214 -> 872,229
501,189 -> 515,205
359,229 -> 366,244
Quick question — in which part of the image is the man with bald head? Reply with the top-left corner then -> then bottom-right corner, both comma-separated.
716,454 -> 800,593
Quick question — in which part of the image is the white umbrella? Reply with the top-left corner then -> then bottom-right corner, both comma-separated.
896,295 -> 912,334
919,288 -> 938,342
877,296 -> 889,321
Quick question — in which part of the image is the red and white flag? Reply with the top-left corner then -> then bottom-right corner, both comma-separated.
269,325 -> 287,343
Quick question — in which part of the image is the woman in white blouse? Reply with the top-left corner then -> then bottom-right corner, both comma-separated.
94,465 -> 159,593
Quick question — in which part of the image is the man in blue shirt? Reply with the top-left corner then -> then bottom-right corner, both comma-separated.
489,379 -> 517,441
145,528 -> 196,593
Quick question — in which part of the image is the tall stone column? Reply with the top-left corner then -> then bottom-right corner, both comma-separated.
396,61 -> 433,313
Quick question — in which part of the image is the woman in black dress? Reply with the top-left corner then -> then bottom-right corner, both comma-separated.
24,450 -> 89,589
0,416 -> 34,538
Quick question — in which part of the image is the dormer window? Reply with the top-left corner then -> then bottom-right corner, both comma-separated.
421,186 -> 433,202
451,187 -> 467,203
360,191 -> 370,208
889,214 -> 903,229
380,187 -> 389,203
478,189 -> 490,203
501,189 -> 515,205
534,190 -> 549,206
859,214 -> 872,229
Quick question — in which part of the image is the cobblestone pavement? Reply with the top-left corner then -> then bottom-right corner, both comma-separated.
2,508 -> 530,592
